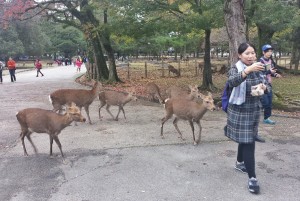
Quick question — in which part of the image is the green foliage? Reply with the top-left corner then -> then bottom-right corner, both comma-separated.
15,21 -> 48,56
0,19 -> 86,58
39,21 -> 86,57
0,26 -> 24,56
252,1 -> 297,31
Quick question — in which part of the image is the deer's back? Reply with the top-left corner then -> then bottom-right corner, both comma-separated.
100,91 -> 127,105
51,89 -> 96,106
17,108 -> 67,133
166,99 -> 205,120
166,86 -> 188,98
146,83 -> 160,94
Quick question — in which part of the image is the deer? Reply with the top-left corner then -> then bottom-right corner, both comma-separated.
16,102 -> 86,158
145,82 -> 164,104
198,62 -> 203,73
168,65 -> 180,77
98,90 -> 138,121
166,84 -> 201,101
161,92 -> 216,145
49,81 -> 102,124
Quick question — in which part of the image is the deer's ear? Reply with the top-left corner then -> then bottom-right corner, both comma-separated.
70,102 -> 76,107
199,93 -> 205,99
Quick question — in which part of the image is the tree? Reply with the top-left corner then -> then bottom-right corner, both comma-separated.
40,21 -> 86,59
290,0 -> 300,71
15,20 -> 51,57
247,0 -> 298,56
224,0 -> 247,66
0,25 -> 24,57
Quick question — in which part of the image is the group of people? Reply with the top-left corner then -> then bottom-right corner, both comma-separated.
0,56 -> 86,83
225,43 -> 281,194
0,57 -> 44,83
0,57 -> 17,83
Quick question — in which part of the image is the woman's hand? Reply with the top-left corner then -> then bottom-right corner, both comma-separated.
244,62 -> 265,74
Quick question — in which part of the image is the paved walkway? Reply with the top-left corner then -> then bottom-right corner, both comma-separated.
0,65 -> 299,201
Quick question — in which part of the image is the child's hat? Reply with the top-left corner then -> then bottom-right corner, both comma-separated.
262,44 -> 273,52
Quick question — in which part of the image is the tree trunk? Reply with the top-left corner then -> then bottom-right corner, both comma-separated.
290,0 -> 300,71
102,8 -> 121,83
76,0 -> 109,81
257,24 -> 275,56
200,29 -> 215,91
224,0 -> 247,67
84,28 -> 109,81
90,32 -> 109,80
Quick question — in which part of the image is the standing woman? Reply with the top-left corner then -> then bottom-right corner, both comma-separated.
7,57 -> 16,82
35,59 -> 44,77
225,43 -> 266,194
75,58 -> 83,72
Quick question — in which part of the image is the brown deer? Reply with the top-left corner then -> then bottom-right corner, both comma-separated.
198,62 -> 203,73
16,102 -> 86,157
49,81 -> 102,124
98,90 -> 138,121
166,85 -> 201,101
168,65 -> 180,77
161,92 -> 216,145
145,82 -> 164,104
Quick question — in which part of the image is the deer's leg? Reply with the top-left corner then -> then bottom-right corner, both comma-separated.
84,105 -> 92,124
115,105 -> 126,121
173,117 -> 185,140
116,105 -> 126,119
157,95 -> 164,104
188,120 -> 196,145
53,135 -> 64,158
49,136 -> 54,156
121,107 -> 126,119
20,131 -> 29,156
98,101 -> 106,120
106,105 -> 115,120
195,120 -> 202,145
25,132 -> 37,154
160,114 -> 172,139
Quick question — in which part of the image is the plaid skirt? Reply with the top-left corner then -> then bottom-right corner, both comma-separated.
225,103 -> 260,144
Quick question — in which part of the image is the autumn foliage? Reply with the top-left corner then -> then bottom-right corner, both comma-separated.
0,0 -> 36,28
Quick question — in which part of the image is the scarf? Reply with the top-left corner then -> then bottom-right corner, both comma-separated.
229,60 -> 246,105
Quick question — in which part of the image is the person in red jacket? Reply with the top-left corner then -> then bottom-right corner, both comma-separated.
35,59 -> 44,77
7,57 -> 16,82
75,57 -> 83,72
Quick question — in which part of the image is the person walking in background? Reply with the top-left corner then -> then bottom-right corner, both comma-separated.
225,43 -> 266,194
35,59 -> 44,77
75,57 -> 83,72
7,57 -> 16,82
0,61 -> 4,83
260,44 -> 282,125
72,57 -> 76,67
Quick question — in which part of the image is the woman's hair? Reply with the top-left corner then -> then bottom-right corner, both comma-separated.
238,42 -> 256,54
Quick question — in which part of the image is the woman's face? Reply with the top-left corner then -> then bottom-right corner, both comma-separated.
238,46 -> 256,66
